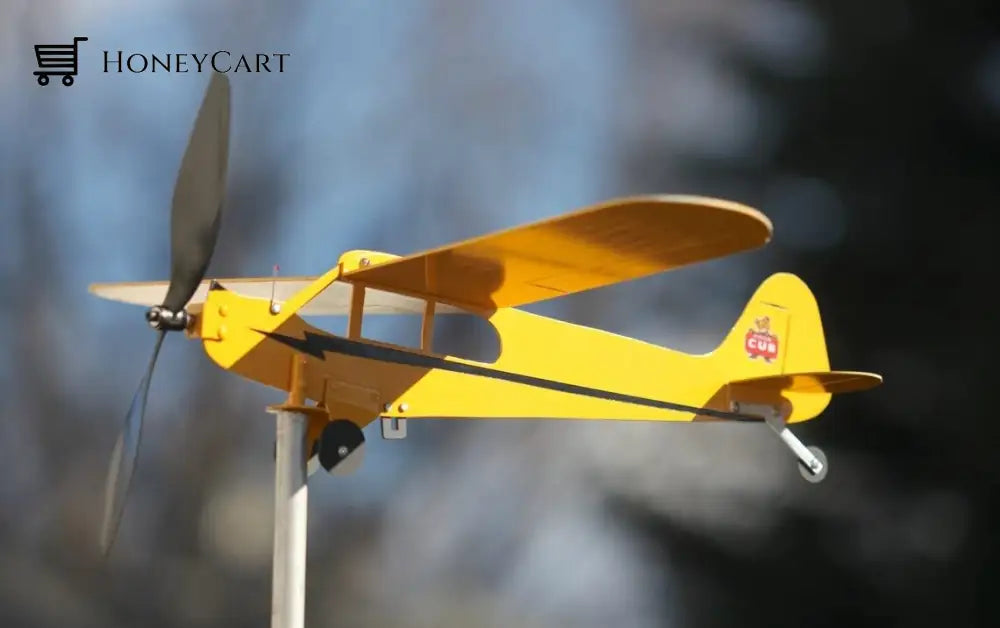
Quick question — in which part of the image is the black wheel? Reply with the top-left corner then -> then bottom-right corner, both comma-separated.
317,419 -> 365,475
62,75 -> 74,86
37,74 -> 49,86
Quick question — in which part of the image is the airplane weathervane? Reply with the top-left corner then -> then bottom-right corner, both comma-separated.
90,74 -> 883,628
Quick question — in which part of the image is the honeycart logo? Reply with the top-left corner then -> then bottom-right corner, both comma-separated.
744,315 -> 778,362
33,36 -> 290,86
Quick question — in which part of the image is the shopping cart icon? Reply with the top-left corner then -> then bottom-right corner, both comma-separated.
33,37 -> 89,87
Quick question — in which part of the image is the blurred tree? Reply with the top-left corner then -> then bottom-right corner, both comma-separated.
613,1 -> 1000,626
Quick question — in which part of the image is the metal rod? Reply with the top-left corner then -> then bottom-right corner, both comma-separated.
772,424 -> 824,474
271,410 -> 308,628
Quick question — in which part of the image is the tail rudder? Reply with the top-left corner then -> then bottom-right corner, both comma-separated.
713,273 -> 833,422
707,273 -> 882,482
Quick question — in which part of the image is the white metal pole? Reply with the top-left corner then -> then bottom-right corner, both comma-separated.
271,409 -> 309,628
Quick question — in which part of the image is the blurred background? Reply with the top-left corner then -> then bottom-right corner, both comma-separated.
1,0 -> 996,626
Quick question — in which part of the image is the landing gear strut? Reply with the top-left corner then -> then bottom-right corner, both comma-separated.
731,401 -> 828,483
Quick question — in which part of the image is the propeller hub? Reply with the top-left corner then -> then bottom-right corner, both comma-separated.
146,305 -> 190,331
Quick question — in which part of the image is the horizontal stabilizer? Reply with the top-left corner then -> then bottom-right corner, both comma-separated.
729,371 -> 883,395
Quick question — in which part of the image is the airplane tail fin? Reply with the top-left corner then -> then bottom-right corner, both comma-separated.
711,273 -> 841,423
701,274 -> 882,483
714,272 -> 830,376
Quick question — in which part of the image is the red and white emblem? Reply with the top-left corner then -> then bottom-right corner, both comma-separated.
745,315 -> 778,362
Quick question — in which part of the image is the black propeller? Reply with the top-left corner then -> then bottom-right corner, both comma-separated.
100,73 -> 231,556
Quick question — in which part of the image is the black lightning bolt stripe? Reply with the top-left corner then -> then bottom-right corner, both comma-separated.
256,329 -> 763,422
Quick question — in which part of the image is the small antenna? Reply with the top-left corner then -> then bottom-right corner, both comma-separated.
269,264 -> 281,315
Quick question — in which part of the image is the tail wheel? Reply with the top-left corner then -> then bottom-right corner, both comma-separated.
798,446 -> 828,483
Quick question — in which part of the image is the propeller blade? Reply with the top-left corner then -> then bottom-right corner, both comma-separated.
162,72 -> 231,312
100,330 -> 166,556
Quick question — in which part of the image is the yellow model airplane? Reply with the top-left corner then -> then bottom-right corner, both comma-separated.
89,74 -> 881,624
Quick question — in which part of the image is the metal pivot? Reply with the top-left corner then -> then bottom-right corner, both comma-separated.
730,401 -> 828,483
269,409 -> 308,628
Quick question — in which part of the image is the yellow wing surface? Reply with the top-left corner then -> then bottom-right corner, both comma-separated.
90,195 -> 771,315
88,278 -> 465,315
341,195 -> 773,310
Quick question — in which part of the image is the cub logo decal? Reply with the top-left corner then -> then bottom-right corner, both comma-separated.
745,315 -> 778,362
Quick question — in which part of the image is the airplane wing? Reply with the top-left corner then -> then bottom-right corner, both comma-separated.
89,278 -> 464,315
341,195 -> 772,310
